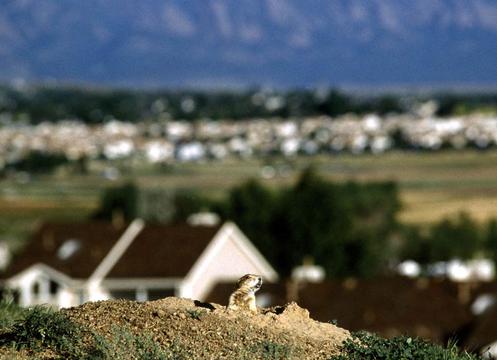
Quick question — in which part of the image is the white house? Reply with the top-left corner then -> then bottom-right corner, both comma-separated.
0,219 -> 277,308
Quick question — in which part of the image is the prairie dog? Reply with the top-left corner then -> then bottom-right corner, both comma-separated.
227,274 -> 262,313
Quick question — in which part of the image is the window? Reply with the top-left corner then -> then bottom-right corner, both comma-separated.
49,280 -> 59,295
32,282 -> 39,296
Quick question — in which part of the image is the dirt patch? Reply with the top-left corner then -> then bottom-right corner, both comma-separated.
63,297 -> 350,359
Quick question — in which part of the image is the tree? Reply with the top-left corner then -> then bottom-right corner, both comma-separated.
8,151 -> 68,174
398,226 -> 431,264
217,168 -> 401,278
428,212 -> 481,262
486,219 -> 497,267
216,179 -> 278,264
172,190 -> 213,223
92,182 -> 138,222
273,168 -> 352,276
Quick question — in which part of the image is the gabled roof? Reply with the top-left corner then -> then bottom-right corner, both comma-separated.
107,223 -> 221,278
2,221 -> 224,281
2,222 -> 127,279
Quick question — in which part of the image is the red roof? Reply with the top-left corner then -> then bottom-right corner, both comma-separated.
296,277 -> 471,342
107,223 -> 221,278
2,222 -> 126,279
2,221 -> 222,280
463,305 -> 497,352
460,282 -> 497,352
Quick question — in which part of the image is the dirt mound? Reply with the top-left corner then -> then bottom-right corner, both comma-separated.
63,297 -> 350,359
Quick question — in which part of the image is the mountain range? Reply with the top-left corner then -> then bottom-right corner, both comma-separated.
1,0 -> 497,88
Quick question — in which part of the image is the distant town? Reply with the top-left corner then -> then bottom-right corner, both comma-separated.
2,109 -> 497,169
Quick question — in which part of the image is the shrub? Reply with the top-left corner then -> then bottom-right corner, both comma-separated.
186,309 -> 205,320
0,305 -> 86,358
7,151 -> 68,173
330,332 -> 481,360
0,299 -> 26,330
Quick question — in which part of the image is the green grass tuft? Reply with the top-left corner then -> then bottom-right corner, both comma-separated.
0,305 -> 87,358
0,299 -> 27,330
186,309 -> 205,320
330,331 -> 481,360
243,340 -> 292,360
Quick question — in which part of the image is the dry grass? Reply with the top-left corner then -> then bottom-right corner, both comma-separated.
2,150 -> 497,244
400,190 -> 497,224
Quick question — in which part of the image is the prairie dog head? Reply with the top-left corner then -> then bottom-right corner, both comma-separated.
236,274 -> 262,294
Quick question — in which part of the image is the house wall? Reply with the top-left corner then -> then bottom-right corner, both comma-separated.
6,268 -> 78,308
180,232 -> 267,301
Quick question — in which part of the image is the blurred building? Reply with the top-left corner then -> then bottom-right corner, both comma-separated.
0,219 -> 277,308
3,114 -> 497,169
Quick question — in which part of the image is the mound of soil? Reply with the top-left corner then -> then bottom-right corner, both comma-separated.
63,297 -> 351,359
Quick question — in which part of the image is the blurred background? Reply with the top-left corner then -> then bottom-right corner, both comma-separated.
1,0 -> 497,356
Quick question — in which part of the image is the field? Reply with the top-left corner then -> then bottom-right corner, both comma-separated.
2,149 -> 497,246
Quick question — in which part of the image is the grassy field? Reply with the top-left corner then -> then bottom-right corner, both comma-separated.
2,149 -> 497,246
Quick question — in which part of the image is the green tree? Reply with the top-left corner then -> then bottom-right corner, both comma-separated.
93,182 -> 138,222
172,190 -> 213,223
428,212 -> 481,262
218,168 -> 401,278
272,168 -> 352,276
485,219 -> 497,267
8,151 -> 68,174
399,226 -> 432,264
216,179 -> 278,264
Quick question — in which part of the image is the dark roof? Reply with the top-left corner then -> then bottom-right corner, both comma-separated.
206,276 -> 472,343
460,283 -> 497,352
2,221 -> 222,280
297,277 -> 471,342
2,222 -> 126,279
106,223 -> 221,278
463,304 -> 497,352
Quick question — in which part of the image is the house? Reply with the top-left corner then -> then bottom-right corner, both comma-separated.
0,219 -> 277,308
